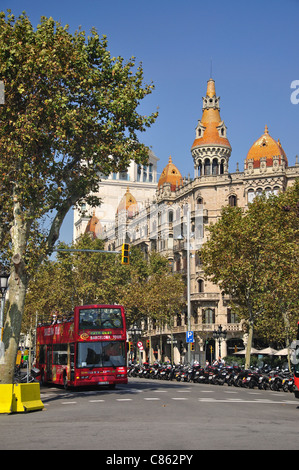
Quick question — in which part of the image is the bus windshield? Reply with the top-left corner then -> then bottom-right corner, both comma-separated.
79,307 -> 123,330
77,341 -> 126,368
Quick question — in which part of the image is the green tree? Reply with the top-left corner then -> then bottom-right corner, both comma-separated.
200,181 -> 299,369
24,236 -> 184,330
0,11 -> 157,383
145,272 -> 185,362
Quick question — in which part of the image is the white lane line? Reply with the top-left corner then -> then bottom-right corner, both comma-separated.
198,398 -> 296,404
144,397 -> 160,401
89,399 -> 105,402
116,398 -> 133,401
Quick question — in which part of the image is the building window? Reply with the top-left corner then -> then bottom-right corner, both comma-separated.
149,163 -> 153,182
212,158 -> 218,175
228,195 -> 237,207
248,189 -> 255,203
198,279 -> 204,293
137,165 -> 142,182
119,171 -> 128,181
203,308 -> 215,324
204,159 -> 210,175
220,159 -> 225,174
273,186 -> 280,195
227,308 -> 239,323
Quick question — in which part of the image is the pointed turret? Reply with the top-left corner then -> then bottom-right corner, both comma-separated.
158,156 -> 183,191
117,187 -> 139,218
191,78 -> 231,177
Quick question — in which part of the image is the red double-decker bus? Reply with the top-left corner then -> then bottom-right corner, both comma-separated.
293,321 -> 299,399
35,304 -> 127,389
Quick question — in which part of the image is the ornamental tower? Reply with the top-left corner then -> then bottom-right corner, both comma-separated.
245,124 -> 288,169
191,78 -> 232,177
157,156 -> 183,191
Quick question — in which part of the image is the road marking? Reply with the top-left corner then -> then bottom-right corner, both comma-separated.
198,397 -> 297,404
116,398 -> 133,401
89,399 -> 105,402
61,402 -> 77,405
144,397 -> 160,401
171,397 -> 188,400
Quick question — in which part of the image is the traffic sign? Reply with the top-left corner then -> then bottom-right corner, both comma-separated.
186,331 -> 194,343
137,341 -> 144,350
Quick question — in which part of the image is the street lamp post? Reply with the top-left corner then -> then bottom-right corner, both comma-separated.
213,325 -> 227,359
176,207 -> 193,364
128,323 -> 142,365
186,207 -> 191,364
0,268 -> 10,364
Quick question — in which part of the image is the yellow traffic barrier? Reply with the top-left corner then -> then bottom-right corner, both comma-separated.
0,384 -> 14,413
0,382 -> 44,414
12,383 -> 44,413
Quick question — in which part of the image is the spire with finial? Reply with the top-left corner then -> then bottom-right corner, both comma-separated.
191,78 -> 232,177
206,78 -> 216,99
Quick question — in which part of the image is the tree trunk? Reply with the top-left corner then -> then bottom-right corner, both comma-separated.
0,194 -> 28,384
245,319 -> 254,370
0,273 -> 27,383
282,310 -> 292,372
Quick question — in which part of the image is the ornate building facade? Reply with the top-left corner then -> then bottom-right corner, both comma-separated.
73,150 -> 159,242
88,78 -> 299,364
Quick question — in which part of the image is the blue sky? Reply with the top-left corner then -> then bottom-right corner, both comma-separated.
2,0 -> 299,243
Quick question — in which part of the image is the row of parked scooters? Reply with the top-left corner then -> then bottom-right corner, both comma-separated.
128,362 -> 295,392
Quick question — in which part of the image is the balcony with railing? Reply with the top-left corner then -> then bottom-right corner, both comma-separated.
146,321 -> 243,337
191,292 -> 220,301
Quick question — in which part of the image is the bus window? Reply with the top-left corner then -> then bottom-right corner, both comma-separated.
79,308 -> 123,330
53,344 -> 68,365
76,341 -> 126,368
102,342 -> 126,367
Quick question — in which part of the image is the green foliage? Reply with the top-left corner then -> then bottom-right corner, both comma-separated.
0,10 -> 158,271
200,180 -> 299,348
0,10 -> 157,382
23,237 -> 185,329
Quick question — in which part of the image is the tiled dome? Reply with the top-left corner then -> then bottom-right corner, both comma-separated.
246,125 -> 287,168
